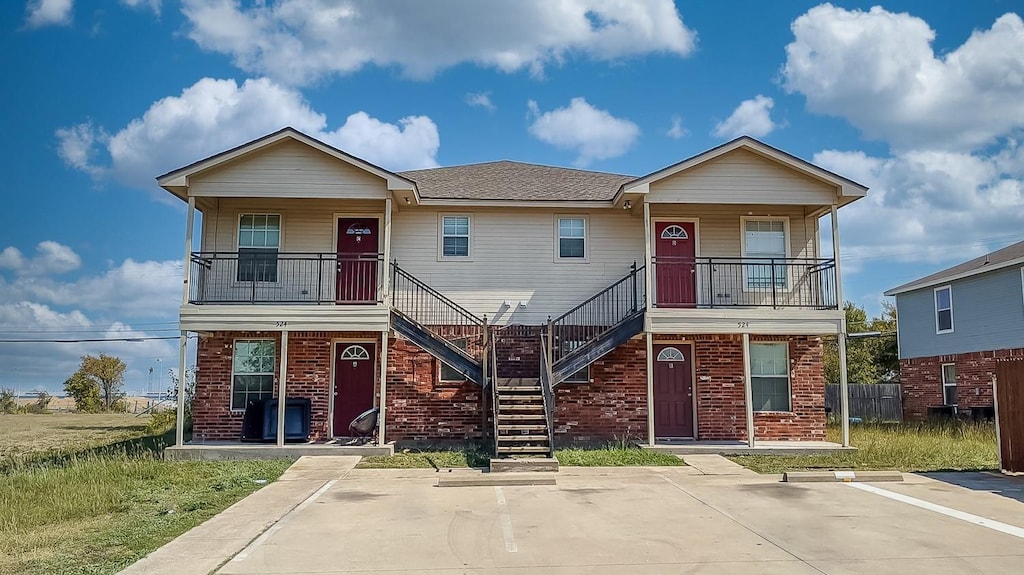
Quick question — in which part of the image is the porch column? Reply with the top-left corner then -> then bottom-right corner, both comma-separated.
276,330 -> 290,447
643,201 -> 653,312
645,331 -> 655,446
377,331 -> 389,445
181,196 -> 195,305
831,204 -> 850,447
175,330 -> 187,446
381,197 -> 393,303
742,333 -> 755,447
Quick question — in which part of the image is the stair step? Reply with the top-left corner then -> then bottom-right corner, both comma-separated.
501,404 -> 545,411
497,414 -> 547,420
497,446 -> 551,454
496,386 -> 540,392
496,377 -> 540,386
498,394 -> 543,401
498,424 -> 548,431
498,435 -> 549,442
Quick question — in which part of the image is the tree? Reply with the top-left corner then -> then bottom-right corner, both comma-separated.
0,388 -> 16,414
166,366 -> 197,429
64,370 -> 102,412
824,301 -> 899,384
64,354 -> 127,412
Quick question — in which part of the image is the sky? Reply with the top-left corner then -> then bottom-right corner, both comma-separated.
1,0 -> 1023,394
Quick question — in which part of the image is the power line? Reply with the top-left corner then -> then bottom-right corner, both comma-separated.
0,335 -> 195,344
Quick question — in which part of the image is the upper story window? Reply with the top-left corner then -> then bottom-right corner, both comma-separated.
557,217 -> 586,260
749,342 -> 790,412
440,215 -> 470,258
743,218 -> 788,288
238,214 -> 280,282
660,225 -> 688,239
231,339 -> 275,410
935,286 -> 953,334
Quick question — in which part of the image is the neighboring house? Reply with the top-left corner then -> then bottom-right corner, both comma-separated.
885,241 -> 1024,420
158,127 -> 866,456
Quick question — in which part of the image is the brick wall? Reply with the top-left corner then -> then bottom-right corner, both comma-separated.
494,325 -> 542,378
900,347 -> 1023,420
554,337 -> 648,444
193,331 -> 381,442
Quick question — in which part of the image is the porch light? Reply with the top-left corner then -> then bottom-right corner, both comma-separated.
404,196 -> 411,204
623,200 -> 632,209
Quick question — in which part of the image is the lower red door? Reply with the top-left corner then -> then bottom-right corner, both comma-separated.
333,343 -> 376,435
653,343 -> 694,437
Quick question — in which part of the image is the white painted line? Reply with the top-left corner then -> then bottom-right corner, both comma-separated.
231,479 -> 338,562
847,482 -> 1024,539
494,486 -> 518,553
834,470 -> 855,480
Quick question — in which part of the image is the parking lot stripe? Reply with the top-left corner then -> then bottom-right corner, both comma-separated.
848,482 -> 1024,539
494,486 -> 518,553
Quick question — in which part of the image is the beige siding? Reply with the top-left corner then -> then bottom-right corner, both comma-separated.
189,140 -> 389,199
391,208 -> 645,325
648,148 -> 838,205
649,204 -> 818,258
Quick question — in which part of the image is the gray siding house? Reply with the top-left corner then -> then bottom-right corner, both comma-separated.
885,241 -> 1024,419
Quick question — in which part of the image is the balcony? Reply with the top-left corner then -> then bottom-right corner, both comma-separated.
650,257 -> 838,310
188,252 -> 384,305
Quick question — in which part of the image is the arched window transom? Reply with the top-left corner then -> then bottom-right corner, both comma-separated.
661,225 -> 688,239
657,347 -> 685,362
340,345 -> 370,360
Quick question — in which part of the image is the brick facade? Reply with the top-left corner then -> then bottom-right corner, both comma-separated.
900,347 -> 1022,420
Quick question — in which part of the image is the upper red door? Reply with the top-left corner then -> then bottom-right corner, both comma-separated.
655,221 -> 697,307
336,218 -> 379,303
653,343 -> 694,438
333,343 -> 376,435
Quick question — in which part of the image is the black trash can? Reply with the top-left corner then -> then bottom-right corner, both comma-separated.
261,397 -> 312,442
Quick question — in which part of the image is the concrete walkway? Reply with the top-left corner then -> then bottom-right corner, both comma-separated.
117,456 -> 359,575
681,453 -> 757,475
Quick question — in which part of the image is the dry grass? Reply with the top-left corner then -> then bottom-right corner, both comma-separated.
0,413 -> 152,467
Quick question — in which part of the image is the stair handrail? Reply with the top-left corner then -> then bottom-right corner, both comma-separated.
490,328 -> 500,457
539,330 -> 556,458
390,261 -> 484,327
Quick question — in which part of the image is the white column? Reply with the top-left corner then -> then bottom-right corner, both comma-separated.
742,333 -> 755,447
830,204 -> 843,305
377,332 -> 389,445
646,331 -> 655,446
175,331 -> 187,446
381,198 -> 393,303
839,332 -> 850,447
643,201 -> 653,312
276,330 -> 290,447
181,196 -> 196,305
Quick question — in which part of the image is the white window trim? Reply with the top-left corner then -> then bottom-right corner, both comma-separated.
739,216 -> 791,292
554,215 -> 589,263
934,285 -> 954,334
749,341 -> 792,413
437,213 -> 473,261
233,213 -> 284,287
230,338 -> 276,412
941,362 -> 957,406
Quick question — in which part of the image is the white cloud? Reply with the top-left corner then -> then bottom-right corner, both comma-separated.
0,242 -> 81,276
782,5 -> 1024,151
666,115 -> 688,139
120,0 -> 161,15
466,92 -> 496,111
0,248 -> 24,271
24,0 -> 72,28
712,95 -> 777,139
180,0 -> 696,85
56,77 -> 440,194
527,97 -> 640,166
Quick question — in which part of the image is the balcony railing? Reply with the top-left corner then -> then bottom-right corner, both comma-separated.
188,252 -> 383,304
651,256 -> 837,309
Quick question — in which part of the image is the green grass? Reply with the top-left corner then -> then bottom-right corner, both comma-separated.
729,421 -> 999,474
554,446 -> 684,467
0,413 -> 153,468
357,446 -> 492,469
357,444 -> 683,468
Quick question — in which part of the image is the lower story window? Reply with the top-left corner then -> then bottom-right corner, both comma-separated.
564,365 -> 590,383
942,363 -> 957,406
750,342 -> 791,412
439,339 -> 468,381
232,339 -> 276,409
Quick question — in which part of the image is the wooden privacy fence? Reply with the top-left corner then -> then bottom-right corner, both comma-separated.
825,384 -> 903,421
995,360 -> 1024,473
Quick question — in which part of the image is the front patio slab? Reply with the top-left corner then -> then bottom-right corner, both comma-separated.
164,441 -> 393,460
644,440 -> 854,456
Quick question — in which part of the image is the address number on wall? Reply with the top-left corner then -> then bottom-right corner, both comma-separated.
737,321 -> 750,328
275,321 -> 288,327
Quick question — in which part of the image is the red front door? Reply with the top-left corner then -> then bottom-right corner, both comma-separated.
653,343 -> 694,437
655,221 -> 697,307
333,342 -> 376,435
336,218 -> 379,303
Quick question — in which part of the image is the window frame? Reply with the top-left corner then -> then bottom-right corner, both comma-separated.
748,342 -> 792,413
740,216 -> 791,291
941,362 -> 957,406
934,285 -> 954,334
230,338 -> 276,411
554,215 -> 589,263
437,214 -> 473,261
236,213 -> 283,283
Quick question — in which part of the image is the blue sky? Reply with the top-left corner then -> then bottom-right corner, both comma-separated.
2,0 -> 1023,393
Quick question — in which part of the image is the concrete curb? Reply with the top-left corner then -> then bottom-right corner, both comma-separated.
783,470 -> 903,483
438,474 -> 557,487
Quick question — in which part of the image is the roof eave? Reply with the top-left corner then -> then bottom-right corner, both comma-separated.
884,255 -> 1024,296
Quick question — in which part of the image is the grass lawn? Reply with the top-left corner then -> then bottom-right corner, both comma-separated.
0,414 -> 294,575
729,421 -> 999,474
357,445 -> 683,468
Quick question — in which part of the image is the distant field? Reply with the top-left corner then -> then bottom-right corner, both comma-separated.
0,413 -> 152,464
13,396 -> 162,413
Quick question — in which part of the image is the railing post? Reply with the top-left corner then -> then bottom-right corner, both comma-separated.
707,258 -> 714,307
770,258 -> 778,309
317,253 -> 324,303
546,316 -> 554,367
631,261 -> 638,313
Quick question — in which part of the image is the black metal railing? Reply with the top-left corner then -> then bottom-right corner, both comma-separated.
539,334 -> 555,456
390,261 -> 486,345
491,332 -> 500,455
188,252 -> 383,304
548,262 -> 646,364
650,256 -> 837,309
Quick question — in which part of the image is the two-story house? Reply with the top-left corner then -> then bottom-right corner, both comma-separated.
159,128 -> 866,458
885,241 -> 1024,420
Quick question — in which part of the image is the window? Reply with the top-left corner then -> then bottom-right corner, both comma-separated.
562,340 -> 590,383
440,215 -> 470,258
660,225 -> 688,239
743,219 -> 787,288
238,214 -> 280,282
231,339 -> 275,410
439,339 -> 468,381
942,363 -> 957,406
657,347 -> 685,361
340,345 -> 370,360
749,343 -> 790,412
935,286 -> 953,333
557,217 -> 586,259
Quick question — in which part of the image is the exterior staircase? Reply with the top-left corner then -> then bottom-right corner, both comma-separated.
494,378 -> 551,457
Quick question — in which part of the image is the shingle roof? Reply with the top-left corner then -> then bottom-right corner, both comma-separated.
399,160 -> 635,201
884,240 -> 1024,295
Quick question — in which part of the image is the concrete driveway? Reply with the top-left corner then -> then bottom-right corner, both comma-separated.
216,466 -> 1024,574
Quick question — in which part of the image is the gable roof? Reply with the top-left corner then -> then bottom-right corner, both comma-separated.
616,135 -> 868,201
156,127 -> 416,198
399,161 -> 634,201
884,240 -> 1024,296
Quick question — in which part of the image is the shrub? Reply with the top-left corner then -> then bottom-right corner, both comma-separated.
0,388 -> 16,414
146,409 -> 176,435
